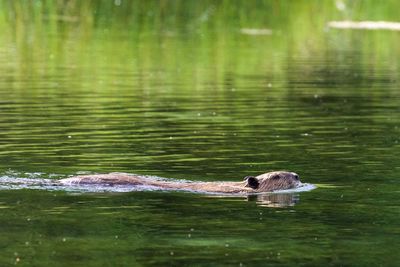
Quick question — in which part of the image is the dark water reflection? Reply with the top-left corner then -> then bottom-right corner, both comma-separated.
0,3 -> 400,266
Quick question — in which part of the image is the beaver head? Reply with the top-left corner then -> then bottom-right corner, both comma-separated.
243,171 -> 300,192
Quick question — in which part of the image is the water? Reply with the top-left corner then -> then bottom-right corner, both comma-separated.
0,1 -> 399,266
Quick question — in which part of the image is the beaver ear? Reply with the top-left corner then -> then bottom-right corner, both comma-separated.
244,176 -> 259,189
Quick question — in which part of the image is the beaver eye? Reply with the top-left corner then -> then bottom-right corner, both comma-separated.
294,174 -> 299,180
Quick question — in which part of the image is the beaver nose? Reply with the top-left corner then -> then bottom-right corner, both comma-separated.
292,173 -> 299,180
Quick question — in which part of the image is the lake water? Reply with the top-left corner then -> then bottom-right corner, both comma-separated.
0,1 -> 399,266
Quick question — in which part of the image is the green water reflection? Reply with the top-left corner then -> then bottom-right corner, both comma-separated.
0,1 -> 399,266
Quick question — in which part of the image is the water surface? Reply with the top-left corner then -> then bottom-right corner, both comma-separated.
0,1 -> 399,266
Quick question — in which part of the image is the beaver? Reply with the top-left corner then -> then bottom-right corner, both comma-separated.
59,171 -> 301,194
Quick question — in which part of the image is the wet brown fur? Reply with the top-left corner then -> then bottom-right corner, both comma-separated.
60,171 -> 300,194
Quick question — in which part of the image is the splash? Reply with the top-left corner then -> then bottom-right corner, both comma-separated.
0,173 -> 164,193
